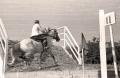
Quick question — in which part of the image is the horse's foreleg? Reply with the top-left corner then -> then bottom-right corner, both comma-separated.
50,52 -> 58,65
39,51 -> 45,64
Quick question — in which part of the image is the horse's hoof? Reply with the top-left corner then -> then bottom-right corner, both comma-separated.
38,66 -> 42,69
55,64 -> 59,66
7,64 -> 14,67
54,61 -> 59,66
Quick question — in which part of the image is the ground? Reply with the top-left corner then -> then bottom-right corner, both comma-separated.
7,45 -> 78,72
6,45 -> 120,72
1,44 -> 120,78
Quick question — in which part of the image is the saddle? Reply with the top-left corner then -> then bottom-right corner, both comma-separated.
30,34 -> 48,50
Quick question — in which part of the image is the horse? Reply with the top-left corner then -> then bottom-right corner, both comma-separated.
8,28 -> 60,67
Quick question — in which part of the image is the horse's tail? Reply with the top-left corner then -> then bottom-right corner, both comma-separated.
7,46 -> 15,65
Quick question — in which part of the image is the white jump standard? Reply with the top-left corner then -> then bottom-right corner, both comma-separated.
99,10 -> 119,78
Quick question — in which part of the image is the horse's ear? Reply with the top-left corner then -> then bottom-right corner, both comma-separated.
54,29 -> 57,32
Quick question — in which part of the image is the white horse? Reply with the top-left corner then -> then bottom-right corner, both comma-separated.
8,29 -> 60,66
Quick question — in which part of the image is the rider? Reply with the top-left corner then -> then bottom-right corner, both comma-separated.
30,20 -> 48,50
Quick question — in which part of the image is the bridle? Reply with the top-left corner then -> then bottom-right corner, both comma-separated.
47,29 -> 60,41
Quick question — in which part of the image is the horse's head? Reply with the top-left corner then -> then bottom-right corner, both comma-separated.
47,28 -> 60,42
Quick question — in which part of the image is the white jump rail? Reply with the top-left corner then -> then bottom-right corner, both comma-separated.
57,26 -> 82,65
0,18 -> 8,78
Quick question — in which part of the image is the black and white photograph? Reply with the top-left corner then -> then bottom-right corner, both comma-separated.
0,0 -> 120,78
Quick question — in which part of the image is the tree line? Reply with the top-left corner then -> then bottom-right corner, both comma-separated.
66,37 -> 120,64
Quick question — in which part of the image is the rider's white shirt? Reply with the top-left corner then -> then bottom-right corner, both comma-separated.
31,24 -> 49,37
31,24 -> 43,36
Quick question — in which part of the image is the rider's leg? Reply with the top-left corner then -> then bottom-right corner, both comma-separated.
40,39 -> 48,51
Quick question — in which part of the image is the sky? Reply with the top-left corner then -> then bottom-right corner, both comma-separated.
0,0 -> 120,44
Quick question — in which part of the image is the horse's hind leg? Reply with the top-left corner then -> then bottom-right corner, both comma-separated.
40,51 -> 44,62
39,50 -> 47,64
8,48 -> 16,66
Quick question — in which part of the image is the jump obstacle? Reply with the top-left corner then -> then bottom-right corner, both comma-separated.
99,10 -> 119,78
0,19 -> 8,78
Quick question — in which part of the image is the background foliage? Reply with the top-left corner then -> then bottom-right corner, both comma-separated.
66,36 -> 120,64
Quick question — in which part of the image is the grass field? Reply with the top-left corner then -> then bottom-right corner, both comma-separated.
6,45 -> 120,72
5,45 -> 103,72
1,44 -> 120,78
7,45 -> 78,72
